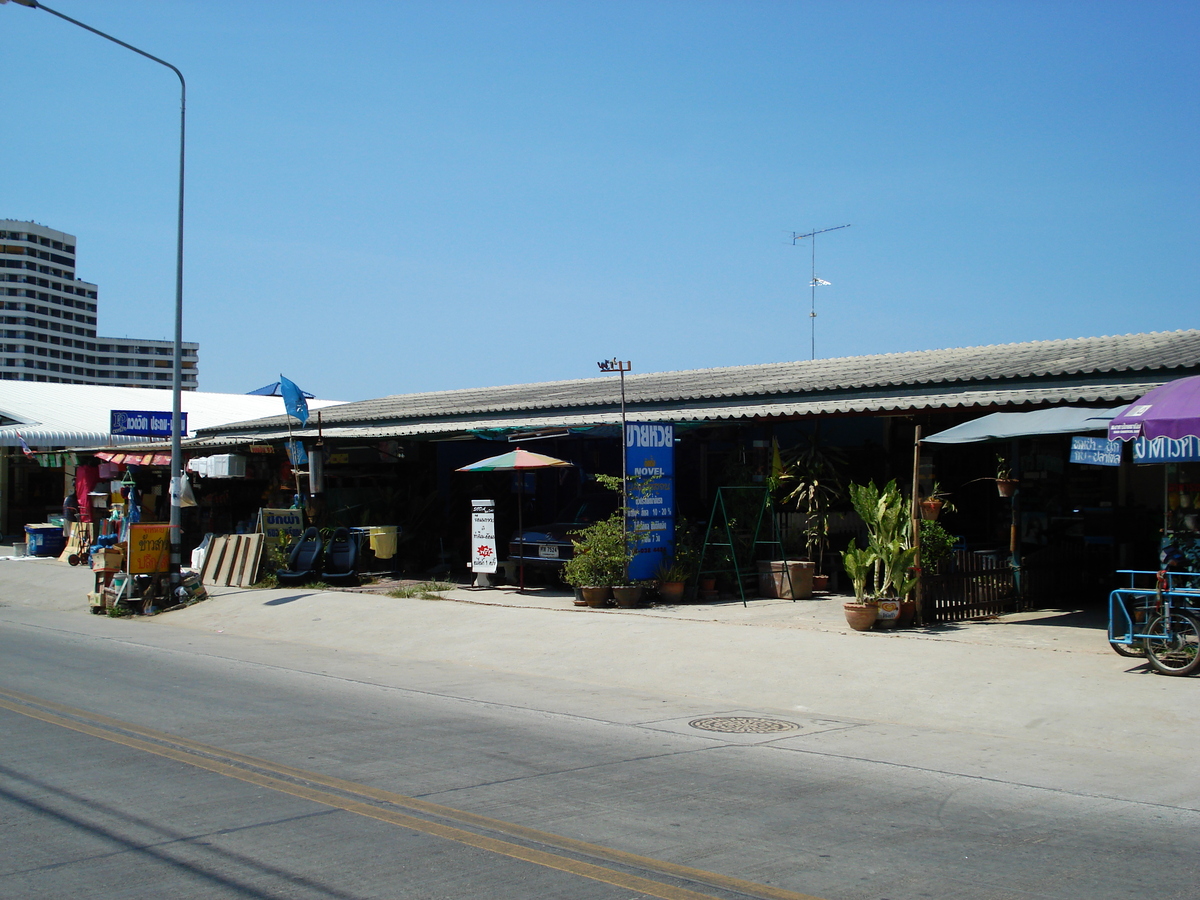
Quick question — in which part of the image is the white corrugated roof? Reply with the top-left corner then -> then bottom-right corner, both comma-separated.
200,329 -> 1200,437
0,382 -> 345,449
179,378 -> 1166,444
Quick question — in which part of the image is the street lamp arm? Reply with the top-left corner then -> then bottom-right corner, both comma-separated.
13,1 -> 186,90
9,0 -> 189,592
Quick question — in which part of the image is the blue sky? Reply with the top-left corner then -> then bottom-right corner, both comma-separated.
3,1 -> 1197,401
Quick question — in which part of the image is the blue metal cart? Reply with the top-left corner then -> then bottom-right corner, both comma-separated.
1108,569 -> 1200,675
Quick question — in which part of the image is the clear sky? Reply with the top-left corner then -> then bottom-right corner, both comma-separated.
3,1 -> 1197,401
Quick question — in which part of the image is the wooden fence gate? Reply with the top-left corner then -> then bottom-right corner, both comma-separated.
922,549 -> 1018,623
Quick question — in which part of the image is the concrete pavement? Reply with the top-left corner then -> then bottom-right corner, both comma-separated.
2,553 -> 1195,811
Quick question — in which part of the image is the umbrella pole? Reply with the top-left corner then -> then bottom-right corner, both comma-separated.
518,476 -> 525,593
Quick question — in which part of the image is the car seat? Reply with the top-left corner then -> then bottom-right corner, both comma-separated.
321,526 -> 358,586
277,526 -> 323,586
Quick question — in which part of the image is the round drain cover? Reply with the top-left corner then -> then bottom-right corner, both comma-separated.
689,716 -> 799,734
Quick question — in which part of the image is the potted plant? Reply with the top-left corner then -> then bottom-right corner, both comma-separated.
918,518 -> 958,576
995,455 -> 1018,497
840,543 -> 878,630
918,481 -> 957,521
655,517 -> 699,604
775,433 -> 845,590
561,510 -> 626,606
844,480 -> 919,629
655,558 -> 691,604
613,580 -> 651,608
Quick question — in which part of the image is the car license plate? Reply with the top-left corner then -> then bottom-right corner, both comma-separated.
538,544 -> 559,559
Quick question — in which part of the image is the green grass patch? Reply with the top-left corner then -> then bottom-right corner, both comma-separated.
387,581 -> 456,600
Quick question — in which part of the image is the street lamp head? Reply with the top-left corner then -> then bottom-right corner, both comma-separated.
0,1 -> 42,7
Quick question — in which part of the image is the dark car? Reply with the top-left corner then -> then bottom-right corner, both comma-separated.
508,494 -> 620,570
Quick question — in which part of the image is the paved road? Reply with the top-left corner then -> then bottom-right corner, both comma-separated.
1,558 -> 1198,899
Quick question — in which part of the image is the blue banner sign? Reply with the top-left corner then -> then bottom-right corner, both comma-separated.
1070,436 -> 1122,467
1134,434 -> 1200,464
625,422 -> 675,580
110,409 -> 187,438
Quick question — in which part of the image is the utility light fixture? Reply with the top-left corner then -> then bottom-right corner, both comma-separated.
6,0 -> 188,595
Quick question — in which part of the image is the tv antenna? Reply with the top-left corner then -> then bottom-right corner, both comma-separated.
792,224 -> 850,360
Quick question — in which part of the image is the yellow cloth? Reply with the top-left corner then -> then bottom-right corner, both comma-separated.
369,526 -> 397,560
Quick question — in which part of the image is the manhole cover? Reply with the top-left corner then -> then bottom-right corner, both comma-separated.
688,716 -> 800,734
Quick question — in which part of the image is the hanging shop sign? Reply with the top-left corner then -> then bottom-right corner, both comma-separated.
471,499 -> 498,574
1070,436 -> 1122,467
258,508 -> 306,546
127,523 -> 171,574
1134,435 -> 1200,464
625,422 -> 675,581
110,409 -> 187,438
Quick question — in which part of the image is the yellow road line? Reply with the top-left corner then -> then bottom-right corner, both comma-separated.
0,686 -> 826,900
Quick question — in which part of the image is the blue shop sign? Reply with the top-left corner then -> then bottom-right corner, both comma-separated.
110,409 -> 187,438
1070,436 -> 1122,467
625,422 -> 675,580
1134,435 -> 1200,464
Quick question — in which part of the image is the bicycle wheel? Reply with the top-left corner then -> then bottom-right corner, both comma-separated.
1144,612 -> 1200,676
1109,640 -> 1145,658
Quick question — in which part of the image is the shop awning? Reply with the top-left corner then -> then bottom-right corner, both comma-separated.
94,450 -> 173,466
923,406 -> 1126,444
1108,374 -> 1200,441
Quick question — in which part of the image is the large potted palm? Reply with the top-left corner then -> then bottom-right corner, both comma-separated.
776,434 -> 845,590
842,480 -> 919,629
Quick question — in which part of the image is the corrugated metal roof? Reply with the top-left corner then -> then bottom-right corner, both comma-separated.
0,382 -> 345,448
199,330 -> 1200,439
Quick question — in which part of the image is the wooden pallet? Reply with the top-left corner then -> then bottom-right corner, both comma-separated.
200,533 -> 264,587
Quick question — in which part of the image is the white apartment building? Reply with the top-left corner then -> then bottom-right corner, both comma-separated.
0,220 -> 199,390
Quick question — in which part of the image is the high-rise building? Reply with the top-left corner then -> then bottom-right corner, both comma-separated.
0,220 -> 199,389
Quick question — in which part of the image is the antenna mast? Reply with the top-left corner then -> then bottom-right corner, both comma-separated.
792,224 -> 850,360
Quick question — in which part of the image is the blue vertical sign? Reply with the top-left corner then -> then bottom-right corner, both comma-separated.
625,422 -> 675,580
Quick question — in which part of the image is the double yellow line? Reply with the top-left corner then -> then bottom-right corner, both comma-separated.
0,686 -> 826,900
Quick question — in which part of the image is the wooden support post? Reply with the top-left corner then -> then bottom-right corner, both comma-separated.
912,424 -> 923,626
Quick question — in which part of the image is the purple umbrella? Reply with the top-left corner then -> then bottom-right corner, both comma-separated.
1109,375 -> 1200,442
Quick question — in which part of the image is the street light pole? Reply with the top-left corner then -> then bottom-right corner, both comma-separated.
7,0 -> 187,595
597,358 -> 632,581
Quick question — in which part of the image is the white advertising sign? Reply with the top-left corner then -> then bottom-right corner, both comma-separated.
471,499 -> 498,573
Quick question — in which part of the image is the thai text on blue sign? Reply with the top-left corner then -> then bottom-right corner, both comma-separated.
625,422 -> 675,580
1134,434 -> 1200,464
110,409 -> 187,438
1070,436 -> 1122,467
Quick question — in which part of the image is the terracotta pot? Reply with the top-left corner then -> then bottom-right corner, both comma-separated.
996,478 -> 1019,498
612,585 -> 644,608
895,597 -> 917,628
812,574 -> 830,592
581,586 -> 612,607
658,581 -> 686,604
697,576 -> 719,602
919,499 -> 943,520
572,588 -> 588,607
843,602 -> 878,631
